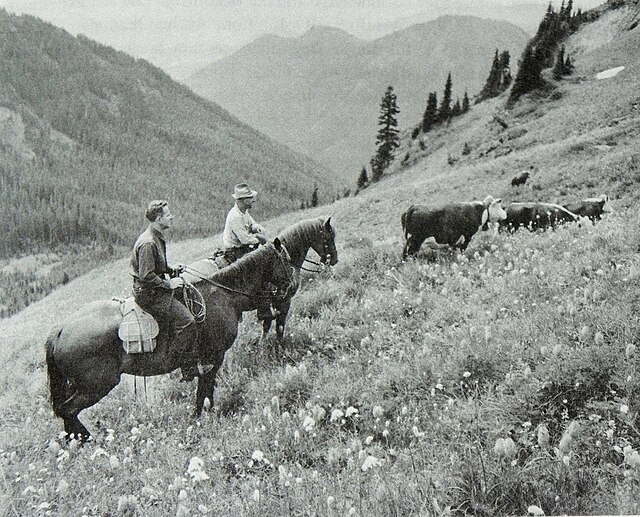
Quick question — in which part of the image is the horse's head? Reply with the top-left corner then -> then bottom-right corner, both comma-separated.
269,238 -> 298,300
311,217 -> 338,266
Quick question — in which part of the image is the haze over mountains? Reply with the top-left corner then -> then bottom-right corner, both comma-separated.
187,16 -> 530,176
0,9 -> 338,258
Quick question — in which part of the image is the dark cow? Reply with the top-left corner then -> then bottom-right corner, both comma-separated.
500,202 -> 579,232
511,171 -> 530,187
563,194 -> 612,221
401,196 -> 507,258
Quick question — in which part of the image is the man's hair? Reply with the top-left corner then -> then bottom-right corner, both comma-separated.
145,200 -> 168,222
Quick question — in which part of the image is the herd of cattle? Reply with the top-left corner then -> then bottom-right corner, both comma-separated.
401,194 -> 612,258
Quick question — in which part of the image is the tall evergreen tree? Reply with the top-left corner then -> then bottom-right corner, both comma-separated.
374,85 -> 400,176
478,50 -> 502,101
553,45 -> 566,79
357,166 -> 368,189
451,99 -> 462,118
438,72 -> 453,122
499,50 -> 512,89
310,185 -> 319,207
462,91 -> 470,113
509,42 -> 546,103
422,92 -> 438,132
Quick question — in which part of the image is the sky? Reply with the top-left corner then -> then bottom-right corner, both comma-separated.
0,0 -> 606,80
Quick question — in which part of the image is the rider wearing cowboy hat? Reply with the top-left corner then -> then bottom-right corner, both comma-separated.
222,183 -> 276,320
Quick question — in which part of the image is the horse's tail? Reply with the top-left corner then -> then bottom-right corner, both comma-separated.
45,327 -> 66,418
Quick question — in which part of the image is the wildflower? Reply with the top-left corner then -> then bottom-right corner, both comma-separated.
312,405 -> 326,421
301,416 -> 315,432
527,505 -> 545,516
251,450 -> 265,462
605,428 -> 614,440
294,430 -> 300,442
187,457 -> 210,483
281,411 -> 291,422
345,406 -> 359,418
412,426 -> 425,438
623,446 -> 640,468
594,332 -> 605,346
90,447 -> 108,461
365,435 -> 374,445
252,489 -> 260,503
271,396 -> 281,414
178,489 -> 188,500
330,409 -> 344,422
56,479 -> 69,495
620,404 -> 629,414
361,455 -> 384,472
109,455 -> 120,470
372,405 -> 384,418
462,371 -> 471,378
558,433 -> 573,454
198,504 -> 210,514
327,496 -> 335,508
537,424 -> 550,449
626,343 -> 637,359
116,495 -> 138,513
348,507 -> 357,516
493,437 -> 517,458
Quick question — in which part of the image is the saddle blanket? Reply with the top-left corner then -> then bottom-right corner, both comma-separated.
115,298 -> 159,354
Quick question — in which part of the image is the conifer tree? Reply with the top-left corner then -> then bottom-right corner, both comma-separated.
509,42 -> 546,103
499,51 -> 512,89
451,99 -> 461,117
374,86 -> 400,176
422,92 -> 438,132
478,50 -> 502,101
462,91 -> 470,113
310,185 -> 319,207
553,45 -> 566,79
438,72 -> 453,122
357,166 -> 368,189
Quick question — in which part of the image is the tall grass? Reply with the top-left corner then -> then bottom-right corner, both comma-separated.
2,210 -> 640,515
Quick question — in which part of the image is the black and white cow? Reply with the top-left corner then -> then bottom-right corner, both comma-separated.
563,194 -> 612,221
401,196 -> 507,258
500,202 -> 579,232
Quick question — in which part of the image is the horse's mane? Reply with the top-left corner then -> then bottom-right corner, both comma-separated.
278,218 -> 324,256
209,243 -> 273,285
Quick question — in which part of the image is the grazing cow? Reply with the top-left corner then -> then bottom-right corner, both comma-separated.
500,202 -> 579,232
563,194 -> 612,221
511,171 -> 530,187
401,196 -> 507,258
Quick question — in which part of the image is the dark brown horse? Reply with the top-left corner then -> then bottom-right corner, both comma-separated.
45,240 -> 295,440
261,217 -> 338,341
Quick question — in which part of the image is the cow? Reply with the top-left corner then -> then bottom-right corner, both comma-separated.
511,171 -> 530,187
500,202 -> 579,232
401,196 -> 507,258
563,194 -> 612,221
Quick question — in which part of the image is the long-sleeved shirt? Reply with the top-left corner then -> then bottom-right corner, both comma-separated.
223,205 -> 264,249
130,227 -> 172,290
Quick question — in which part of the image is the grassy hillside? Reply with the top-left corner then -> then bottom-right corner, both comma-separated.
0,9 -> 339,259
1,2 -> 640,515
186,17 -> 529,175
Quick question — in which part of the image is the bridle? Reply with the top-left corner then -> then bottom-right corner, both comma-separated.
301,226 -> 335,273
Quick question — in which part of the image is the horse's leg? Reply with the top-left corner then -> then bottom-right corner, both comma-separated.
274,301 -> 291,343
261,317 -> 274,341
194,366 -> 219,418
59,371 -> 121,442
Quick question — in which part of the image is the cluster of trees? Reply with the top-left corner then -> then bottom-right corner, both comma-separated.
509,0 -> 587,103
414,73 -> 471,138
476,50 -> 513,102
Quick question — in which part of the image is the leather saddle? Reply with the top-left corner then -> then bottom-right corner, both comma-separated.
115,298 -> 160,354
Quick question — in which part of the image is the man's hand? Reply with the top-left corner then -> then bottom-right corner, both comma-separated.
171,264 -> 185,277
169,277 -> 185,289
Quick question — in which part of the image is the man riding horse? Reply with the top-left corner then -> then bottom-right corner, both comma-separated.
222,183 -> 276,320
130,200 -> 212,381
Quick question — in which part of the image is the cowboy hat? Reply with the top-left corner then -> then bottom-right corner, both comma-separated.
232,183 -> 258,199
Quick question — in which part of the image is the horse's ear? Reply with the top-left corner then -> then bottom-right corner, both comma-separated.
324,216 -> 333,229
273,237 -> 282,250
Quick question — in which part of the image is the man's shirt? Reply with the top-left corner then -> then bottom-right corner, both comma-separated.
130,227 -> 172,289
223,205 -> 264,249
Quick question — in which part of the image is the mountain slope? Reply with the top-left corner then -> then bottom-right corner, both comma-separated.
2,2 -> 640,515
186,16 -> 529,175
0,10 -> 339,258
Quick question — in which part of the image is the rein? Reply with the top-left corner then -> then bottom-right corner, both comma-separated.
183,265 -> 255,297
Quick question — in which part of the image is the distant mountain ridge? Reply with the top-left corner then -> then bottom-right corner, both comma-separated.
0,9 -> 339,257
187,16 -> 530,176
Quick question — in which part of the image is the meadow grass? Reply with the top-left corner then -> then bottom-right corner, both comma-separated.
2,209 -> 640,516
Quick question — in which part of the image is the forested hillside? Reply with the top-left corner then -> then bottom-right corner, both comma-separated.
0,10 -> 338,259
